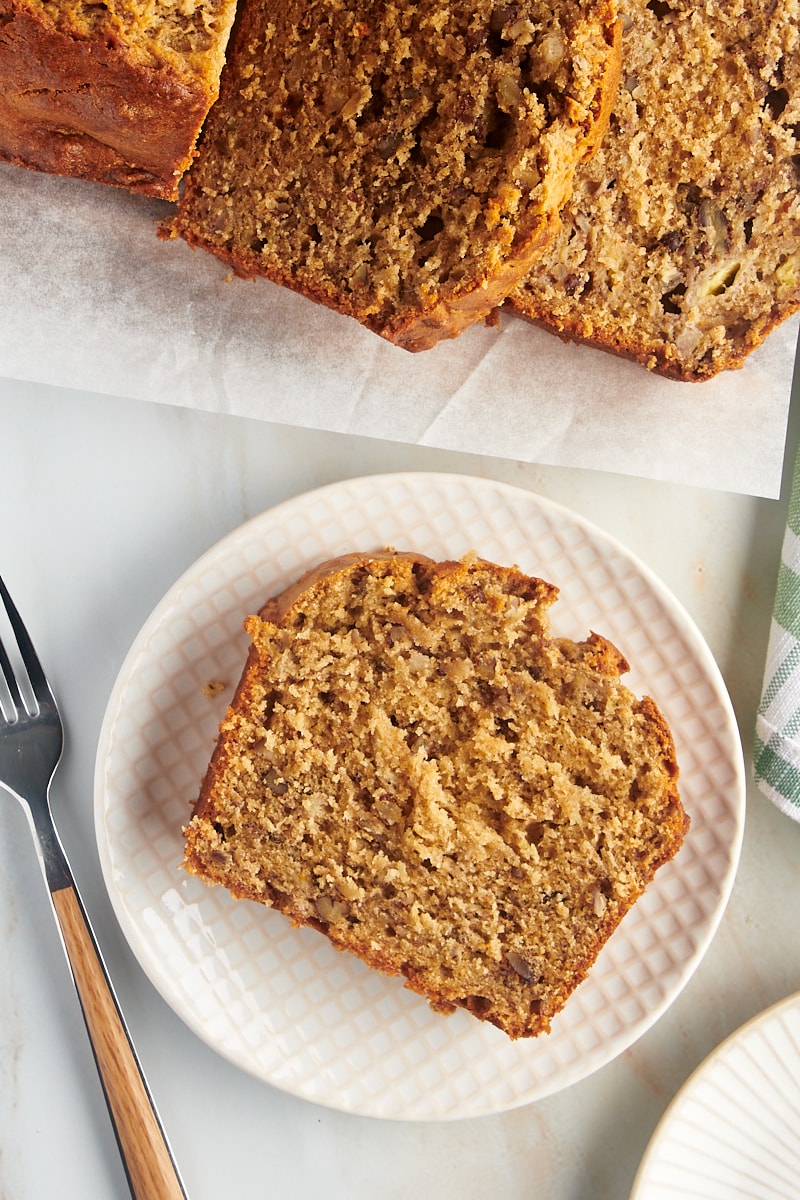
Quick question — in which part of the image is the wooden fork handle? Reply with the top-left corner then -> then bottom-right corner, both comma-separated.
51,884 -> 187,1200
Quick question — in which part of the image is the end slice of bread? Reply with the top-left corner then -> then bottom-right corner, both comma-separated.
183,551 -> 688,1040
0,0 -> 238,198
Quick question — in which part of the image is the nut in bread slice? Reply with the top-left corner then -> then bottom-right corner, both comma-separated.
508,0 -> 800,379
169,0 -> 622,350
183,552 -> 687,1039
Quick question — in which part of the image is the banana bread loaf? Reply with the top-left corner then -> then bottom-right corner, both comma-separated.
168,0 -> 622,351
508,0 -> 800,380
183,551 -> 687,1040
0,0 -> 238,198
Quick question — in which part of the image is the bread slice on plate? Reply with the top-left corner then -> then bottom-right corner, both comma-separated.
168,0 -> 622,351
183,551 -> 688,1040
507,0 -> 800,380
0,0 -> 238,198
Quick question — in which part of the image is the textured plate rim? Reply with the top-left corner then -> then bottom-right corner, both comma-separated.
93,471 -> 746,1119
629,988 -> 800,1198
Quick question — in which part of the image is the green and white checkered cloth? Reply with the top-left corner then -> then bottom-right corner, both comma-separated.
755,445 -> 800,821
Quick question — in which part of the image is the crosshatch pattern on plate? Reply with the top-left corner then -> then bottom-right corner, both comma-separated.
96,474 -> 745,1120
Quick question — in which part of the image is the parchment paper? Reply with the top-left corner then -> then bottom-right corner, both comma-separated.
1,162 -> 796,497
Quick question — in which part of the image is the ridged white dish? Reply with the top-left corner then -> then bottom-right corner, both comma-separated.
631,990 -> 800,1199
94,472 -> 745,1120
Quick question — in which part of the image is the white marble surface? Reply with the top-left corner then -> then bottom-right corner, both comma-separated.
2,372 -> 800,1200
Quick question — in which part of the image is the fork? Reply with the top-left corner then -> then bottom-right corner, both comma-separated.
0,575 -> 187,1200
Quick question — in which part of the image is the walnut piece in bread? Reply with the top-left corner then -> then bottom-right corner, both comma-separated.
183,552 -> 688,1039
168,0 -> 622,350
508,0 -> 800,380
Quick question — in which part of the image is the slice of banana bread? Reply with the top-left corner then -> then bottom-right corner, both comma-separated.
168,0 -> 622,351
0,0 -> 238,198
183,551 -> 687,1040
508,0 -> 800,380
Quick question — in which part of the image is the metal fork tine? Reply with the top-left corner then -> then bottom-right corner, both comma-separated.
0,624 -> 24,716
0,574 -> 53,710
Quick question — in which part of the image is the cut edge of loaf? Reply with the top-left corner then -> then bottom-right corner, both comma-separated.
167,2 -> 623,351
183,550 -> 688,1039
506,0 -> 800,381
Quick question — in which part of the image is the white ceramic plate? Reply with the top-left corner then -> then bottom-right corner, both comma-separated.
630,990 -> 800,1199
94,472 -> 745,1120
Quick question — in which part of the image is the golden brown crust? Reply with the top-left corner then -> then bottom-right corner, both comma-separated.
184,551 -> 687,1039
257,549 -> 559,621
508,302 -> 796,382
175,213 -> 563,354
0,0 -> 237,198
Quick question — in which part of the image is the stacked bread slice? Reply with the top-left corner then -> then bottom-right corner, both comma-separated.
508,0 -> 800,380
168,0 -> 622,351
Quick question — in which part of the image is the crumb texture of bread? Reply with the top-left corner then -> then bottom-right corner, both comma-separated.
0,0 -> 238,198
508,0 -> 800,380
169,0 -> 622,350
183,551 -> 688,1040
